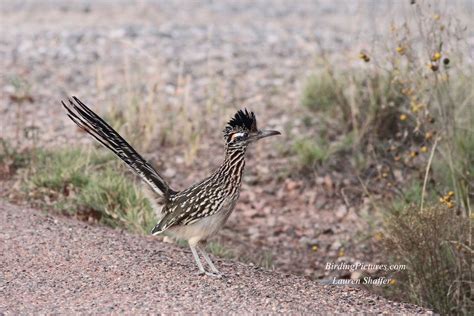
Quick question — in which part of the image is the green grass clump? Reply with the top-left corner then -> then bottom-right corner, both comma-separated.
293,132 -> 356,170
25,148 -> 156,234
302,73 -> 340,112
383,203 -> 472,314
293,138 -> 331,168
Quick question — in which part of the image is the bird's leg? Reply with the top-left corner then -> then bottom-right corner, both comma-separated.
189,245 -> 206,275
198,246 -> 222,276
190,245 -> 221,277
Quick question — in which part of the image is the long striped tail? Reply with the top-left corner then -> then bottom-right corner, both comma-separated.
62,96 -> 175,199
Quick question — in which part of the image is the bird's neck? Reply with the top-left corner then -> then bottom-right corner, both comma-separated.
215,146 -> 247,187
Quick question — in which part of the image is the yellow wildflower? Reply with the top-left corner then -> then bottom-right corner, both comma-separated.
433,14 -> 441,21
312,245 -> 318,252
410,101 -> 424,113
432,52 -> 442,61
396,46 -> 405,55
374,232 -> 384,241
399,114 -> 407,121
420,146 -> 428,153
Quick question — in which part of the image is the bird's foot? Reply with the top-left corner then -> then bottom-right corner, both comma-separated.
197,270 -> 223,278
206,271 -> 223,278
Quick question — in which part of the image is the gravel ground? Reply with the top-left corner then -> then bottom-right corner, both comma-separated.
0,201 -> 431,314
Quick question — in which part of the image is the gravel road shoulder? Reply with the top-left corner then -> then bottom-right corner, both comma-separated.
0,201 -> 430,314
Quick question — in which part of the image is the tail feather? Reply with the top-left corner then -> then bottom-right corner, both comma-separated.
62,96 -> 176,199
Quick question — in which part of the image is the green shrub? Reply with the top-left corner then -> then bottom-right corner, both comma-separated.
293,138 -> 331,168
302,73 -> 340,112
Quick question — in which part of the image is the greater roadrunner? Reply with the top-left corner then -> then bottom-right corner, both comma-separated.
63,97 -> 280,277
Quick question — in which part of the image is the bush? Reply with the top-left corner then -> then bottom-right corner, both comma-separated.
293,138 -> 331,168
302,72 -> 340,113
383,203 -> 472,314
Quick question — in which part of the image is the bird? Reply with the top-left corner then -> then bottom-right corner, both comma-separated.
62,96 -> 280,277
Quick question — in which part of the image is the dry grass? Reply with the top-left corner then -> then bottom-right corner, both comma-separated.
96,55 -> 229,166
383,203 -> 472,314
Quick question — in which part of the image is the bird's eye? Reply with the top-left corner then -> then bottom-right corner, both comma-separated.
230,132 -> 247,141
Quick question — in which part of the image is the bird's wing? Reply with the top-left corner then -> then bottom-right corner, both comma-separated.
151,183 -> 223,234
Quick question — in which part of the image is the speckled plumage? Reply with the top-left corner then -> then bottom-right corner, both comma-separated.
63,97 -> 280,276
153,146 -> 245,235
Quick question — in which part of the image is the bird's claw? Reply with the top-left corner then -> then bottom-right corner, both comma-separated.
197,270 -> 223,278
206,271 -> 223,278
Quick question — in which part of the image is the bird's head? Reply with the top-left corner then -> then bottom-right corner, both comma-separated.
223,109 -> 280,148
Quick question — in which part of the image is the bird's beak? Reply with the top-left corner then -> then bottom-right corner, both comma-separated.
256,129 -> 281,140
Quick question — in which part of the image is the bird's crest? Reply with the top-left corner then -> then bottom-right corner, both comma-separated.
224,109 -> 257,135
